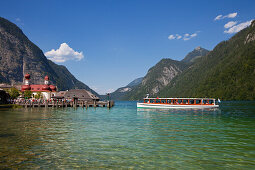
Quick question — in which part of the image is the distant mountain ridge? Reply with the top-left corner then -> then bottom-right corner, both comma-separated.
122,46 -> 209,100
0,17 -> 99,96
103,77 -> 143,100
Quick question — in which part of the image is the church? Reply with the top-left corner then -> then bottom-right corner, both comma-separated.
21,74 -> 57,100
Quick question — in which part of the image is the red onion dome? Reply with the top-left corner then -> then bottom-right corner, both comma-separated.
25,74 -> 30,80
44,75 -> 49,81
49,85 -> 56,91
21,85 -> 31,91
42,85 -> 50,90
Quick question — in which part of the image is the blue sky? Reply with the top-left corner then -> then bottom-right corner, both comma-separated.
1,0 -> 255,94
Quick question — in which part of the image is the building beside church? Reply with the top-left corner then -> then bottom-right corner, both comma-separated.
21,74 -> 57,100
55,89 -> 99,102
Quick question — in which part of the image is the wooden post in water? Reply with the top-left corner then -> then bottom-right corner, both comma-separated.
93,100 -> 96,108
85,101 -> 88,109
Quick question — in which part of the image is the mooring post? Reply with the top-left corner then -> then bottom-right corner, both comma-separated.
93,100 -> 96,108
85,101 -> 88,109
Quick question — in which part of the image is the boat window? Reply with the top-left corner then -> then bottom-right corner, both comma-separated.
167,99 -> 171,103
189,100 -> 194,104
161,99 -> 166,103
178,99 -> 182,104
203,100 -> 208,104
209,100 -> 214,104
183,100 -> 188,104
150,99 -> 155,103
145,99 -> 149,103
196,100 -> 201,104
156,99 -> 160,103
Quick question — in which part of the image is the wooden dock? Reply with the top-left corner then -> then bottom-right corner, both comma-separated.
15,100 -> 115,108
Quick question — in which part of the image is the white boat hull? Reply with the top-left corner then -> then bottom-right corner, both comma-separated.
137,102 -> 219,109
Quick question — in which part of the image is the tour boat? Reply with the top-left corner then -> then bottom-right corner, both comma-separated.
137,97 -> 219,109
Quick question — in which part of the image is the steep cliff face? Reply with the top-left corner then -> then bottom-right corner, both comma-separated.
0,17 -> 98,96
122,47 -> 210,100
123,59 -> 187,100
0,17 -> 55,84
141,59 -> 185,94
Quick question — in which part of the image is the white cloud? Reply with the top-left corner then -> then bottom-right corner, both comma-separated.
45,43 -> 84,63
214,12 -> 237,21
227,12 -> 237,18
224,21 -> 237,28
176,34 -> 182,39
190,33 -> 197,37
214,15 -> 223,21
183,32 -> 198,41
168,34 -> 176,40
224,20 -> 252,34
168,32 -> 198,41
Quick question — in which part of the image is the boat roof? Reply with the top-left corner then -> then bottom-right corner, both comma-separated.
144,97 -> 216,100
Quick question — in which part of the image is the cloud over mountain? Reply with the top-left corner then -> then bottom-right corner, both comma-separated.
45,43 -> 84,63
214,12 -> 237,21
224,20 -> 253,34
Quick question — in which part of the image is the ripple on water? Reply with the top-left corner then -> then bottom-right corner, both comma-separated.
0,101 -> 255,169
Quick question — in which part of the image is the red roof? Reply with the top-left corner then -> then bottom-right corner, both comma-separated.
44,76 -> 49,81
25,74 -> 30,80
21,84 -> 56,92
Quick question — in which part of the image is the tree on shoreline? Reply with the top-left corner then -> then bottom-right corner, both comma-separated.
24,90 -> 32,99
7,87 -> 20,99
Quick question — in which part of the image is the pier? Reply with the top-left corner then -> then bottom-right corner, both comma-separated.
14,99 -> 115,108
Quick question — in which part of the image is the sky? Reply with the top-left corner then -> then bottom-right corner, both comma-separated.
0,0 -> 255,94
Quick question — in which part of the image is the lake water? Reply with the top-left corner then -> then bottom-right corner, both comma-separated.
0,101 -> 255,169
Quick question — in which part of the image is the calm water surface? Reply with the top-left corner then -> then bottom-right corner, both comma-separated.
0,101 -> 255,169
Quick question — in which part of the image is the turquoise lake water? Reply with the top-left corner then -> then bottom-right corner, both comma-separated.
0,101 -> 255,169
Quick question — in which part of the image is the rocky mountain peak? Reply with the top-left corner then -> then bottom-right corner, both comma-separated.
195,46 -> 201,50
182,47 -> 209,63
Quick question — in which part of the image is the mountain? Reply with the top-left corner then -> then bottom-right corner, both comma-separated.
121,46 -> 210,100
126,77 -> 143,87
182,46 -> 209,63
123,59 -> 188,100
0,17 -> 99,96
101,77 -> 143,100
158,20 -> 255,100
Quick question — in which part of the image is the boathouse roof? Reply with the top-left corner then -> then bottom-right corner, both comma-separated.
56,89 -> 99,101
